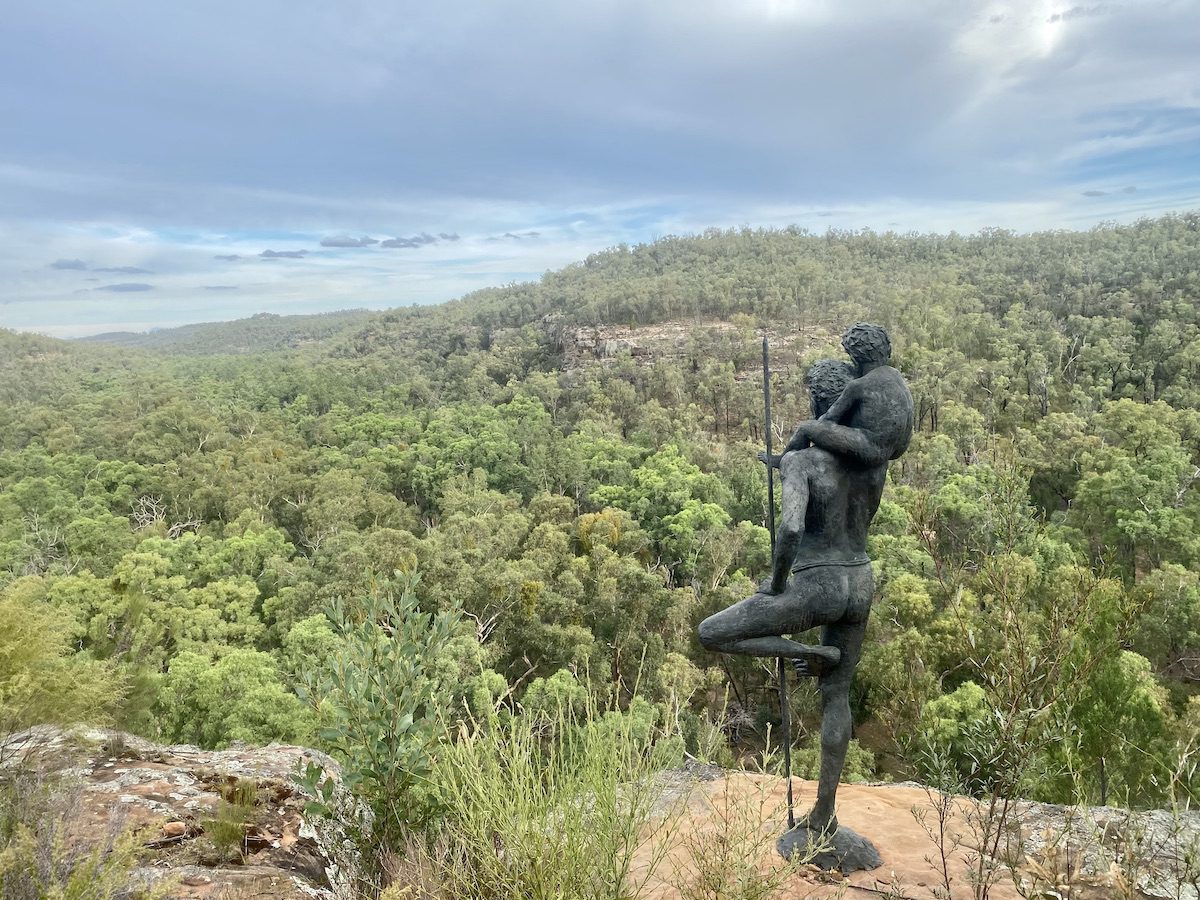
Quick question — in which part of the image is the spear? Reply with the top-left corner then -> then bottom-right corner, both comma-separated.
762,337 -> 795,830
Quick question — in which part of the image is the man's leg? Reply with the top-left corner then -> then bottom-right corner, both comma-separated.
802,566 -> 872,831
804,673 -> 854,832
698,569 -> 845,669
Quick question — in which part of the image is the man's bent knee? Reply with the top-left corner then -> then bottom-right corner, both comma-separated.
699,602 -> 761,651
698,613 -> 726,651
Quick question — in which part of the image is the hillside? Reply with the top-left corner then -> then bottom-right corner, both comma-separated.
2,214 -> 1200,895
79,309 -> 375,356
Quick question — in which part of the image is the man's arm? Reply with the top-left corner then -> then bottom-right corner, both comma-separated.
781,378 -> 863,455
799,420 -> 891,468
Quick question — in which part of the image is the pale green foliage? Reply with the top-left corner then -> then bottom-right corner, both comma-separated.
422,693 -> 682,900
459,669 -> 509,720
657,652 -> 705,706
521,669 -> 591,720
0,585 -> 123,754
279,613 -> 339,679
919,682 -> 990,750
880,573 -> 935,628
791,737 -> 877,783
302,574 -> 459,842
158,648 -> 312,749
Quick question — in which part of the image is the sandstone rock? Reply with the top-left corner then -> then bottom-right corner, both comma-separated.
552,320 -> 838,372
1,726 -> 363,900
636,770 -> 1200,900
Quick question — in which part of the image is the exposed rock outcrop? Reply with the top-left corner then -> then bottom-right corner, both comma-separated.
637,769 -> 1200,900
545,317 -> 839,375
8,730 -> 1196,900
1,727 -> 362,900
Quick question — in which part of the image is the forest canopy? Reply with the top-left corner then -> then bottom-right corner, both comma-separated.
2,213 -> 1200,813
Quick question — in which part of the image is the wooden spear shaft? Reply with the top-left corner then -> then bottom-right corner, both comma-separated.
762,337 -> 795,830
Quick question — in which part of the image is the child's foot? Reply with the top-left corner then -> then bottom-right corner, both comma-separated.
790,644 -> 841,677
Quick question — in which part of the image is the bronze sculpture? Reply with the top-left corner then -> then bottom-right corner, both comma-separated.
698,323 -> 913,871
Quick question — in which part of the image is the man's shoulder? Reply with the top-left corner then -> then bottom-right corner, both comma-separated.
862,366 -> 911,394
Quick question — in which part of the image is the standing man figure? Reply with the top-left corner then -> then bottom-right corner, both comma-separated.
698,323 -> 912,861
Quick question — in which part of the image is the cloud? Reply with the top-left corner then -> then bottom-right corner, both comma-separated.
260,249 -> 308,258
3,0 -> 1200,337
380,233 -> 438,249
95,282 -> 153,292
203,284 -> 239,290
1083,186 -> 1137,197
2,0 -> 1197,226
1047,5 -> 1111,23
320,235 -> 379,247
49,259 -> 152,274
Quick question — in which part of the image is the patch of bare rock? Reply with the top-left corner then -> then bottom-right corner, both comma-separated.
544,315 -> 839,376
1,726 -> 361,900
637,765 -> 1200,900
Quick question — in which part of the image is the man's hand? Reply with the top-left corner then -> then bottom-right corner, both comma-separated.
782,421 -> 815,454
757,450 -> 784,468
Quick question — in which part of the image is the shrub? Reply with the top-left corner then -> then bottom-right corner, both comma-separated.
416,692 -> 683,900
300,574 -> 459,845
0,587 -> 123,762
0,768 -> 170,900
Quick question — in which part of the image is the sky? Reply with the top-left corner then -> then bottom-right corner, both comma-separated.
2,1 -> 1199,338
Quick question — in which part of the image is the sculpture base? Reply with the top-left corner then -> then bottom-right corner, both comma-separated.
777,822 -> 882,873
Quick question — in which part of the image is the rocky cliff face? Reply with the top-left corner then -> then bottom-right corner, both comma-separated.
544,315 -> 839,377
6,728 -> 1197,900
1,727 -> 361,900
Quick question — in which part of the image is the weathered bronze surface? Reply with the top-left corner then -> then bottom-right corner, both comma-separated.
698,323 -> 913,869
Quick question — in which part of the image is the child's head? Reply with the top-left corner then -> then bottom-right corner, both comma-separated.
805,358 -> 855,417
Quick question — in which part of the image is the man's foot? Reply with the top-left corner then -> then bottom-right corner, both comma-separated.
790,644 -> 841,677
797,812 -> 839,836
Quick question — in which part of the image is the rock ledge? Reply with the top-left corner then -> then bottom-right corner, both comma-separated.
1,726 -> 361,900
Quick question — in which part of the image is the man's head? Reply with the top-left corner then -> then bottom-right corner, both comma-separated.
805,358 -> 855,418
841,322 -> 891,368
